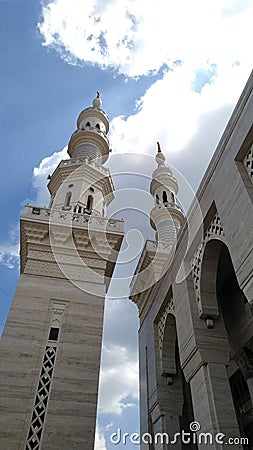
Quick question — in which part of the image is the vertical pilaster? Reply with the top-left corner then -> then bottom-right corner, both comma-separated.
190,363 -> 242,449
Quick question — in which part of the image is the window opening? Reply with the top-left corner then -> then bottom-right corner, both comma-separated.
49,327 -> 59,341
87,195 -> 93,211
163,191 -> 168,204
65,192 -> 72,207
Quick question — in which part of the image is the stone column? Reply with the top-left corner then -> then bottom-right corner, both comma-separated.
150,405 -> 182,450
190,363 -> 242,449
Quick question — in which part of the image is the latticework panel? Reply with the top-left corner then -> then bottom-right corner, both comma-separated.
25,346 -> 57,450
158,297 -> 174,358
192,213 -> 224,307
243,143 -> 253,183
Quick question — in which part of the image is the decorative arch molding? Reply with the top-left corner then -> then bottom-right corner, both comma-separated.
157,297 -> 175,374
192,213 -> 226,318
243,142 -> 253,183
160,313 -> 177,377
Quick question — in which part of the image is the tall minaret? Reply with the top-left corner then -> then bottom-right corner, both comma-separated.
150,142 -> 184,249
130,143 -> 184,309
0,94 -> 123,450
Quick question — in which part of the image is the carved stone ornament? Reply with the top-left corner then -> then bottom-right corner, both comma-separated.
191,213 -> 225,316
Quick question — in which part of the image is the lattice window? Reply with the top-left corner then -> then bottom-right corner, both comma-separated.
26,346 -> 57,450
243,143 -> 253,183
192,213 -> 224,309
157,297 -> 174,358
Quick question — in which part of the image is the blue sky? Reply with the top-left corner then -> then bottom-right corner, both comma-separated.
0,1 -> 253,448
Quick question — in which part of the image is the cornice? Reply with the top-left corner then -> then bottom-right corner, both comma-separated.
20,206 -> 124,282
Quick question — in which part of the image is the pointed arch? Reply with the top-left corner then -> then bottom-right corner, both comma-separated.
160,313 -> 177,376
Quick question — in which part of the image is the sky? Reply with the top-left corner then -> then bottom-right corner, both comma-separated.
0,1 -> 252,449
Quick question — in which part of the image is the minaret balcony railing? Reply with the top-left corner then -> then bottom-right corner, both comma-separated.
22,205 -> 124,234
59,158 -> 110,176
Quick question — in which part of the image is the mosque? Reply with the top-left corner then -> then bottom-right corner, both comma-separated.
0,70 -> 252,449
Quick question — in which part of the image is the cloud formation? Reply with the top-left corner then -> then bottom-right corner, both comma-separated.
109,62 -> 251,157
38,0 -> 253,77
0,242 -> 19,269
32,146 -> 68,206
97,298 -> 139,415
98,343 -> 138,414
94,425 -> 107,450
0,227 -> 20,270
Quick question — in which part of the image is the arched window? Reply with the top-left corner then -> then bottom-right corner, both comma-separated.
85,121 -> 90,127
156,194 -> 159,204
87,195 -> 93,212
163,191 -> 168,204
171,192 -> 175,203
95,123 -> 100,130
65,192 -> 72,208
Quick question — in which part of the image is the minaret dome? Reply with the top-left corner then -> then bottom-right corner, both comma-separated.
68,92 -> 110,164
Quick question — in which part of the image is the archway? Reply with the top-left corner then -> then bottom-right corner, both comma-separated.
158,313 -> 197,447
216,243 -> 253,447
201,240 -> 253,446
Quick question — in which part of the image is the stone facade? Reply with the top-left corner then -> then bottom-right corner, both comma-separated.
130,72 -> 253,448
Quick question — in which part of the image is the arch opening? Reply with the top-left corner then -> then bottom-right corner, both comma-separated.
200,239 -> 253,444
159,314 -> 196,443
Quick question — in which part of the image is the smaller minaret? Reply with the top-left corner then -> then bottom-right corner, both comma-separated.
150,142 -> 184,249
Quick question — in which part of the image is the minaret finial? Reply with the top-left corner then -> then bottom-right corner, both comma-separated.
93,91 -> 102,109
155,141 -> 165,166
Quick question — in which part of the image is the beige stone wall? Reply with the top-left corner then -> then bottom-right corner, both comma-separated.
0,274 -> 105,449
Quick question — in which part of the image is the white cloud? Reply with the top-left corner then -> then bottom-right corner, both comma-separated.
109,61 -> 251,157
94,425 -> 107,450
37,1 -> 252,194
38,0 -> 253,77
0,226 -> 20,269
96,298 -> 139,415
98,343 -> 139,415
0,242 -> 19,269
32,146 -> 68,206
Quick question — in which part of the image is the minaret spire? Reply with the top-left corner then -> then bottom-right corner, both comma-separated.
68,92 -> 110,164
150,142 -> 184,248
